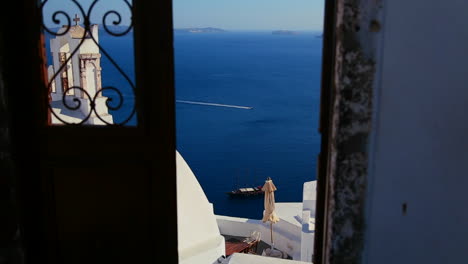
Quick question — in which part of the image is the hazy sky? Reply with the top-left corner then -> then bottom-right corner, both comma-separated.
43,0 -> 324,31
173,0 -> 324,31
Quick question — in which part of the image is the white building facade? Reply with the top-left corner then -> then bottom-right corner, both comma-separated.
176,152 -> 226,264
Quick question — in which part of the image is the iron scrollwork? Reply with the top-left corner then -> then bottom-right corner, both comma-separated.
41,0 -> 135,126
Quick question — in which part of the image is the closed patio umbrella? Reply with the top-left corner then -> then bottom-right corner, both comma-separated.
262,177 -> 279,249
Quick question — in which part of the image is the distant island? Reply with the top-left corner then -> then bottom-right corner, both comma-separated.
272,30 -> 298,35
174,27 -> 226,33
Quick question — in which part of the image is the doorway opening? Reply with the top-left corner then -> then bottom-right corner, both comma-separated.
173,0 -> 328,262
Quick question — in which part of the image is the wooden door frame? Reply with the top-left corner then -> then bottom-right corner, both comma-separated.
132,1 -> 178,263
1,1 -> 49,263
314,0 -> 337,263
315,1 -> 381,263
1,0 -> 346,264
2,0 -> 178,263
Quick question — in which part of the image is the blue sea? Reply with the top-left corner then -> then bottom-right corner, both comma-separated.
46,30 -> 323,219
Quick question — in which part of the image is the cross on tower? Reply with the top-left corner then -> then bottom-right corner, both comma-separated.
73,14 -> 80,26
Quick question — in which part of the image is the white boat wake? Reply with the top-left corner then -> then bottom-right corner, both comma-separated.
176,100 -> 253,110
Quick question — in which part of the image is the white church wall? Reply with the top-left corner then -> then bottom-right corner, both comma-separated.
300,210 -> 313,263
79,27 -> 100,54
300,181 -> 316,262
50,110 -> 83,124
364,1 -> 468,264
302,181 -> 316,217
79,40 -> 99,54
94,97 -> 111,116
70,41 -> 81,90
177,152 -> 225,263
59,42 -> 70,53
47,65 -> 55,93
65,54 -> 74,95
85,63 -> 96,96
78,98 -> 92,118
91,24 -> 99,43
50,38 -> 63,96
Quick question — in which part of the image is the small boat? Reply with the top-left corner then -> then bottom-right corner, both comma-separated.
226,186 -> 264,197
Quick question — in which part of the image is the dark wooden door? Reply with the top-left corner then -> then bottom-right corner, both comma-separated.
2,1 -> 178,264
42,127 -> 174,264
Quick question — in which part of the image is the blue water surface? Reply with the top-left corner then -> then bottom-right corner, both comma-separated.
174,32 -> 322,219
46,30 -> 323,219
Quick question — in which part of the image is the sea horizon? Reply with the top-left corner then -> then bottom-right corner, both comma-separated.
45,31 -> 322,219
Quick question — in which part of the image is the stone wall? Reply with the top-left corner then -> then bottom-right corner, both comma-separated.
324,0 -> 383,264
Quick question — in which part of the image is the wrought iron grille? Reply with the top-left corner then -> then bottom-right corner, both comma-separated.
41,0 -> 135,126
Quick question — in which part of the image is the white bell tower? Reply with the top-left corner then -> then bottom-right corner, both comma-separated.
48,14 -> 113,125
